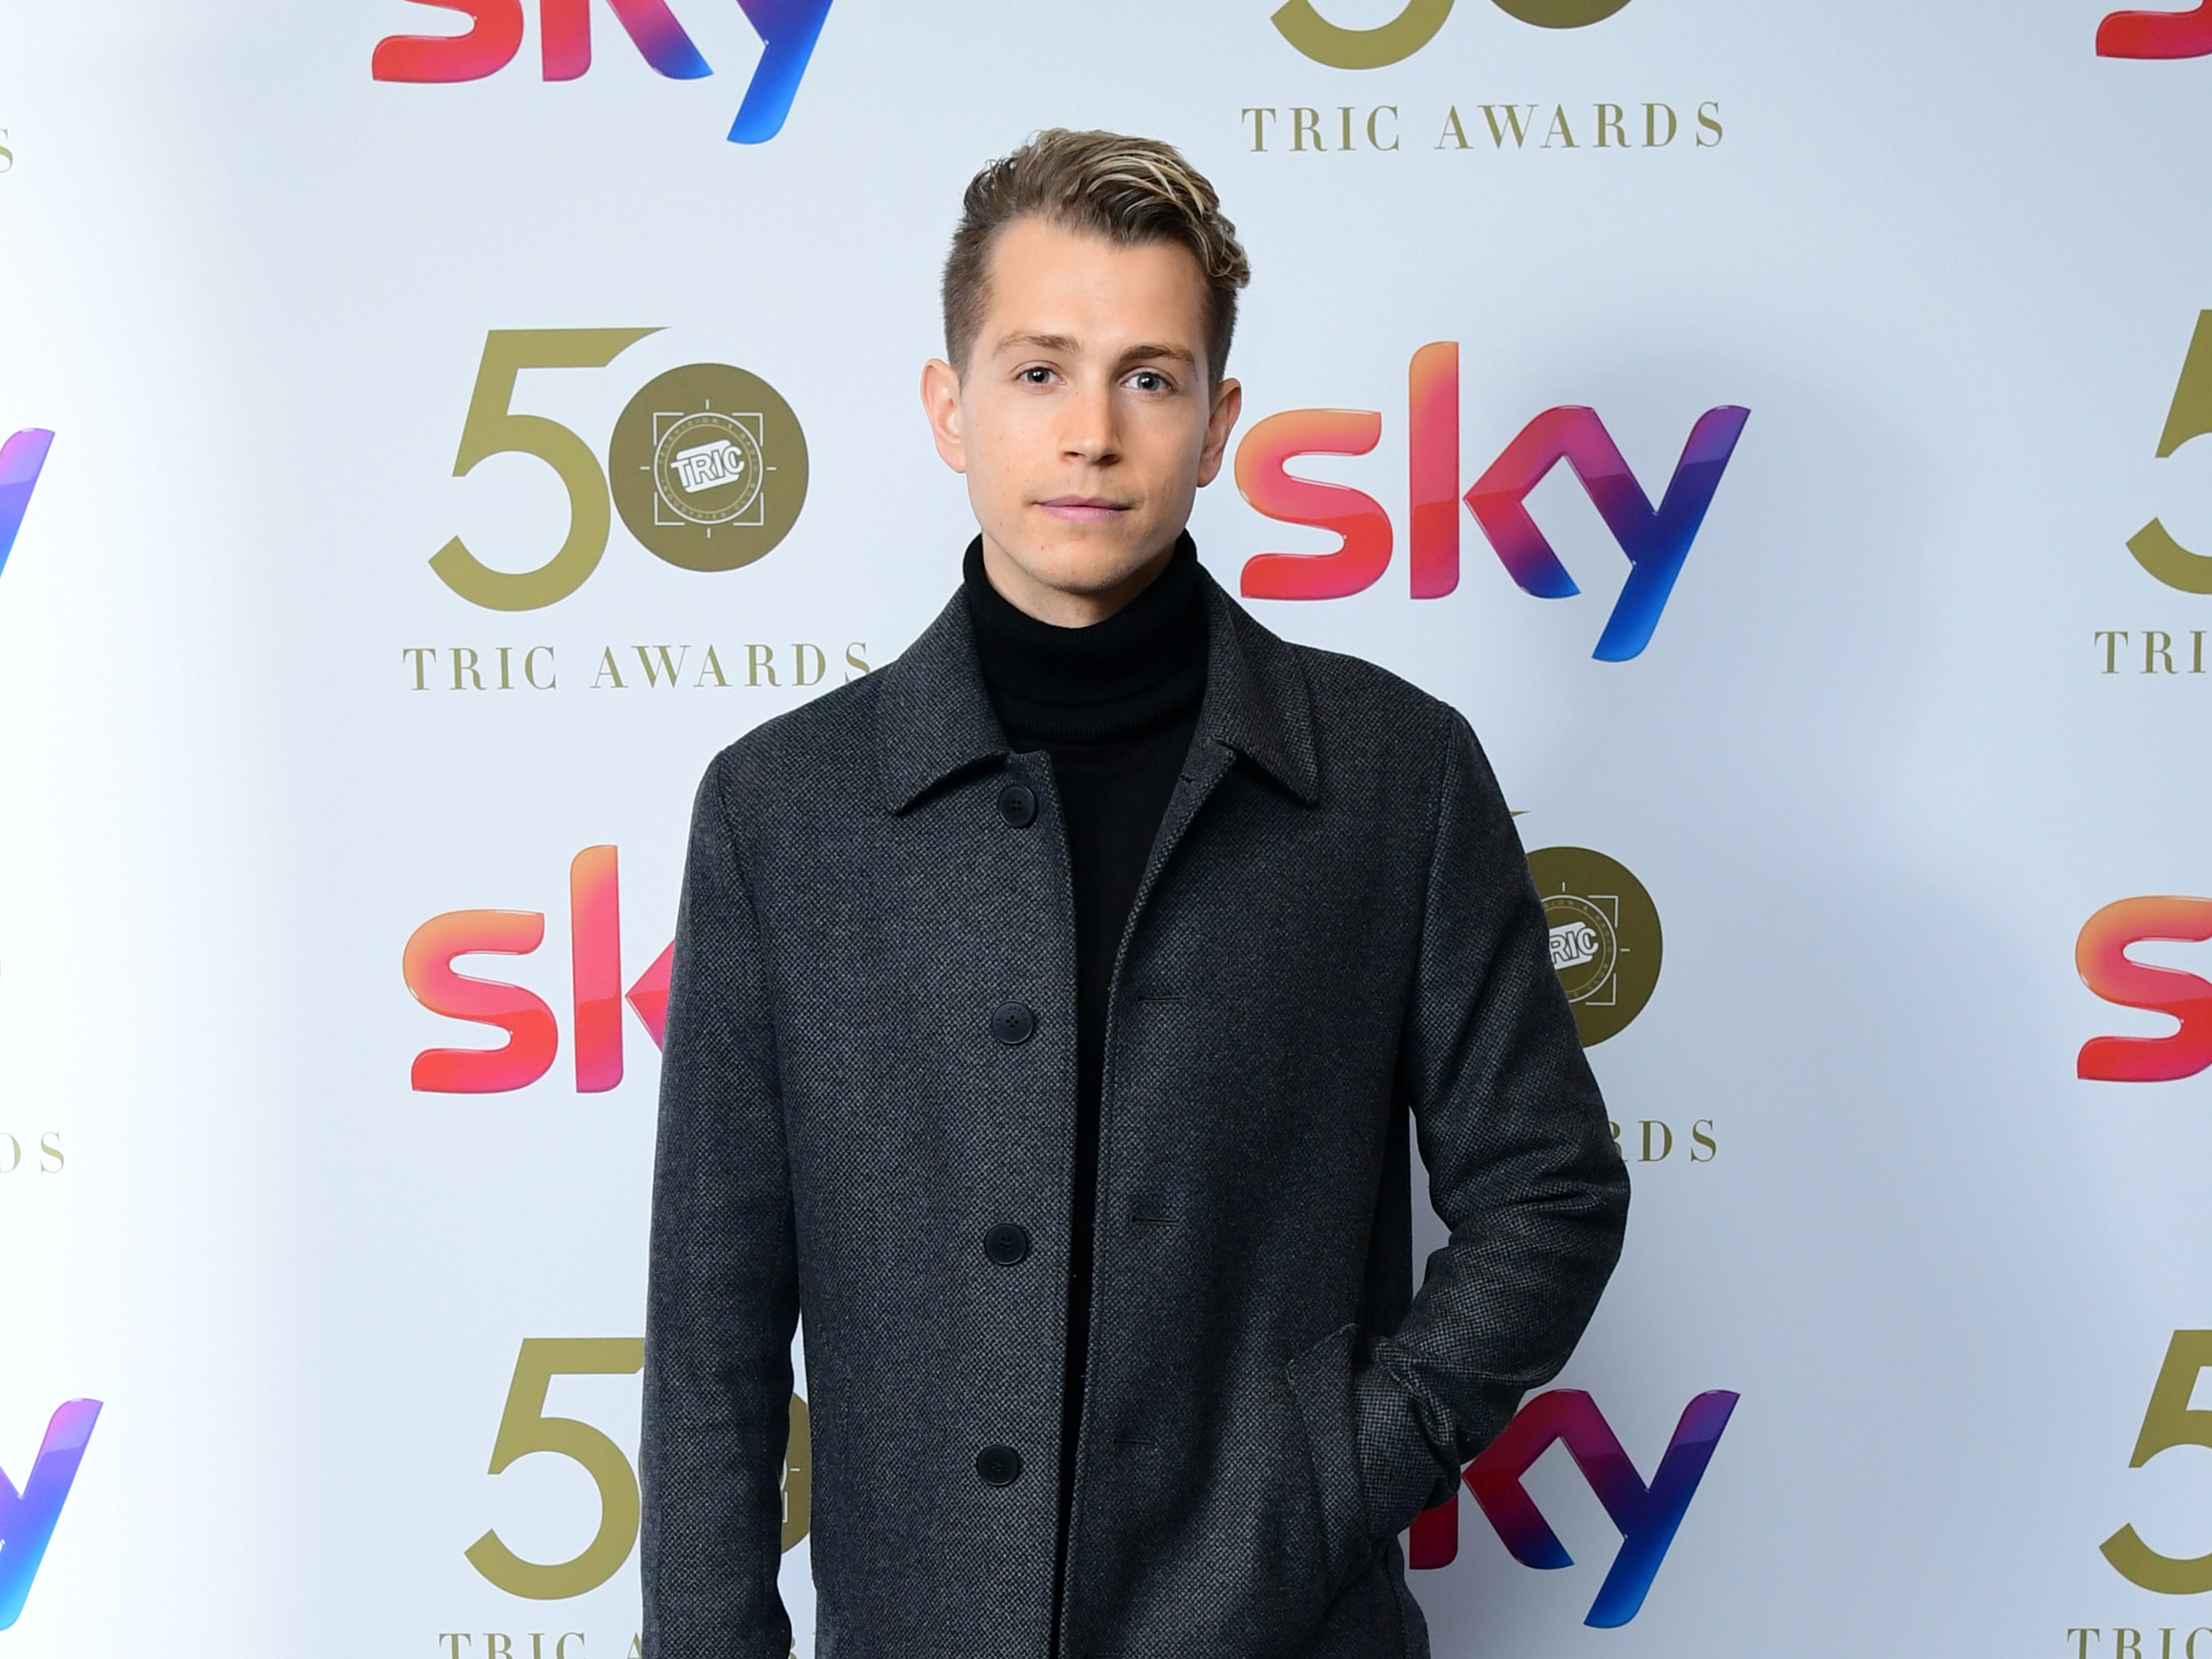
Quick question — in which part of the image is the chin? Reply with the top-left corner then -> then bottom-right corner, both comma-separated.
1040,552 -> 1156,597
1022,529 -> 1164,593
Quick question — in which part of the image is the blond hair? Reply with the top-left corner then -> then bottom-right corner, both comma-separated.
942,129 -> 1252,388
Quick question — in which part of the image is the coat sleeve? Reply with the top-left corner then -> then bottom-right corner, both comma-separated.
640,752 -> 799,1659
1352,710 -> 1632,1541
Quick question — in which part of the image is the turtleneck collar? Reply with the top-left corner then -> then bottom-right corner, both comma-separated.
963,532 -> 1209,747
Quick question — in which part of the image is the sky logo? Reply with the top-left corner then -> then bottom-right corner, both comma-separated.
0,1400 -> 101,1631
2077,896 -> 2212,1082
1466,404 -> 1749,663
2099,2 -> 2212,58
0,428 -> 54,581
371,0 -> 833,144
403,846 -> 672,1093
1409,1387 -> 1738,1626
1235,342 -> 1747,660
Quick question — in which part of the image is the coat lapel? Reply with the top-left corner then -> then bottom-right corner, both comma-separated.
873,560 -> 1321,830
874,592 -> 1011,814
1111,568 -> 1322,982
1191,570 -> 1320,808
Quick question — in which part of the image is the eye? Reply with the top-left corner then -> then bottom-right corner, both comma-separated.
1018,365 -> 1056,386
1128,370 -> 1172,393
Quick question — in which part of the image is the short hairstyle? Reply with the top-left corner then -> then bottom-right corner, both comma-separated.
942,129 -> 1252,389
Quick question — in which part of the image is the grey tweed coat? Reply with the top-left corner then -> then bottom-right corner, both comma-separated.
641,567 -> 1629,1659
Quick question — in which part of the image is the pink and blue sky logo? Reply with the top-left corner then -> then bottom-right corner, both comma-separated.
0,428 -> 54,581
372,0 -> 834,144
1235,342 -> 1749,659
1409,1388 -> 1738,1626
2076,896 -> 2212,1081
1466,405 -> 1750,662
2099,2 -> 2212,58
0,1400 -> 101,1631
403,846 -> 673,1093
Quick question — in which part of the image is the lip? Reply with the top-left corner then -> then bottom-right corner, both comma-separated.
1037,496 -> 1133,524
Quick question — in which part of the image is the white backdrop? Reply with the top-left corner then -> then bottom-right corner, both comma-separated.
4,3 -> 2212,1655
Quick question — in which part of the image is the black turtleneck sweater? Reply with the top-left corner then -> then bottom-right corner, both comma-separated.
963,532 -> 1208,1602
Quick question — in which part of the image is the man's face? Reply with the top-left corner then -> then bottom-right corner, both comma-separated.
923,216 -> 1243,626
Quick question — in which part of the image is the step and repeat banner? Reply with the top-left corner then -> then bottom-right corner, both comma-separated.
5,1 -> 2212,1655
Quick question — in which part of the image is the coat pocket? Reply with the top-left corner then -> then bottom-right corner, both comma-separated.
1284,1322 -> 1370,1596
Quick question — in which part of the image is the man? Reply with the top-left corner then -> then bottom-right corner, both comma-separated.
641,129 -> 1628,1659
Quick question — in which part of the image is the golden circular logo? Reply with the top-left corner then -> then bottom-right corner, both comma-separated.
1526,846 -> 1661,1046
1490,0 -> 1635,26
610,363 -> 808,573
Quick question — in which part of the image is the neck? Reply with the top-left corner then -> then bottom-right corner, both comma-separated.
977,532 -> 1182,627
963,533 -> 1208,746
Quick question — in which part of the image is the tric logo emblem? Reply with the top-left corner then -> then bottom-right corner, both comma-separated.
372,0 -> 834,144
1528,846 -> 1662,1043
0,1400 -> 101,1632
609,363 -> 806,573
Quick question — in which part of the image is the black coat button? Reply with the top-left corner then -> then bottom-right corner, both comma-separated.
976,1444 -> 1023,1486
984,1223 -> 1032,1265
997,782 -> 1037,828
991,1002 -> 1037,1046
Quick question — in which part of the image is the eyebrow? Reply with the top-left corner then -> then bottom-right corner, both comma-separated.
1118,342 -> 1197,367
993,332 -> 1197,369
996,332 -> 1079,355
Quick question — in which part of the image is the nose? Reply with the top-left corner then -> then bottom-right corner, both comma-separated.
1058,377 -> 1121,468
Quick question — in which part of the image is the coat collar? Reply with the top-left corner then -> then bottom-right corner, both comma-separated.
876,560 -> 1320,813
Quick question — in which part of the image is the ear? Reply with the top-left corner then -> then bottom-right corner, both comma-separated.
921,358 -> 968,474
1196,376 -> 1243,488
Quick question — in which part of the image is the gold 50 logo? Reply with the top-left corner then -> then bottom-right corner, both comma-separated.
2104,1332 -> 2212,1595
1274,0 -> 1635,68
2126,311 -> 2212,596
431,330 -> 808,612
469,1339 -> 809,1601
